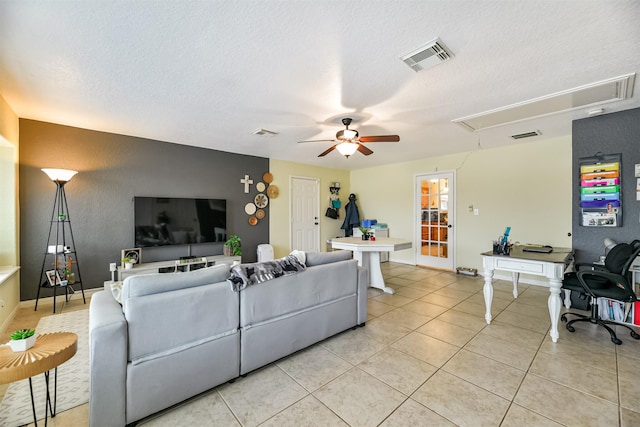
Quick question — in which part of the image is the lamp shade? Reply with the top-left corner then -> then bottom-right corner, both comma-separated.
335,142 -> 358,158
42,168 -> 78,183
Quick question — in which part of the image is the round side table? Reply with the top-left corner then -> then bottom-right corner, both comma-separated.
0,332 -> 78,426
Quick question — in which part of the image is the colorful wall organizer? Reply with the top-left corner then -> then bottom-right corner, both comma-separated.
579,153 -> 622,227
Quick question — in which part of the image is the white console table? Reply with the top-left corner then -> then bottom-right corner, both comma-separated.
331,237 -> 412,294
481,246 -> 573,343
117,255 -> 241,281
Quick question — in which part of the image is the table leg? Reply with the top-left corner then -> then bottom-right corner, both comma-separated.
483,268 -> 494,324
548,278 -> 562,342
368,252 -> 394,294
563,289 -> 571,309
28,377 -> 38,426
511,272 -> 520,298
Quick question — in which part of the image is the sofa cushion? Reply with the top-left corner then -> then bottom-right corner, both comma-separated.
305,250 -> 352,267
121,263 -> 230,303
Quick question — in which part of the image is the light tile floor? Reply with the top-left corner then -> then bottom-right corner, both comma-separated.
3,263 -> 640,426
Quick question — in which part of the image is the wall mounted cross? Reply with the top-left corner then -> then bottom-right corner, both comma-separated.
240,174 -> 253,193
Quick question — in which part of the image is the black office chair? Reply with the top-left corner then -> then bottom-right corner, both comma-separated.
561,240 -> 640,345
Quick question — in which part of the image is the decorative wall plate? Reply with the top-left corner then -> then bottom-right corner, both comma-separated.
267,185 -> 279,199
248,216 -> 258,226
254,193 -> 269,208
244,202 -> 257,215
256,182 -> 266,192
255,209 -> 265,220
263,172 -> 273,183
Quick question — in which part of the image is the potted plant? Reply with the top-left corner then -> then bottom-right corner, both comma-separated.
224,234 -> 242,256
122,257 -> 134,270
9,328 -> 37,352
358,226 -> 370,240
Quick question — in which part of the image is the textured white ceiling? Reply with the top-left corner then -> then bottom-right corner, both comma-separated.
1,0 -> 639,170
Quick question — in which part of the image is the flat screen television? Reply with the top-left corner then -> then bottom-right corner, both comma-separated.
134,197 -> 227,248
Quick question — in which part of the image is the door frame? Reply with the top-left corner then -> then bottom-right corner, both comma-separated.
414,170 -> 456,270
289,175 -> 320,252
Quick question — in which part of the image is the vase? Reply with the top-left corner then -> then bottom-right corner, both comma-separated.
224,245 -> 232,256
9,334 -> 37,352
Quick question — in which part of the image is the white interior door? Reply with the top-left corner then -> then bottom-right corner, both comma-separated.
291,176 -> 320,252
416,171 -> 455,270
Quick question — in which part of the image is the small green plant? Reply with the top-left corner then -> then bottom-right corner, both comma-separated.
358,226 -> 370,235
11,329 -> 35,340
122,257 -> 132,263
224,234 -> 242,256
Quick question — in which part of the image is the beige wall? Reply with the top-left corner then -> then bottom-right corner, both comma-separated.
269,159 -> 350,258
350,136 -> 573,273
0,95 -> 20,330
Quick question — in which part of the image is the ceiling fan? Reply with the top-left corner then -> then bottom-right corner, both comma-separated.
298,118 -> 400,158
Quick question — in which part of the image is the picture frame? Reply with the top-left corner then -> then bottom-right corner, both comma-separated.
121,248 -> 142,265
45,269 -> 63,287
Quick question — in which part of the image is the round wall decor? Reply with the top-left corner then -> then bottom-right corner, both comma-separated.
256,182 -> 266,192
267,185 -> 279,199
244,202 -> 257,215
248,216 -> 258,226
256,209 -> 265,220
263,172 -> 273,183
255,193 -> 268,208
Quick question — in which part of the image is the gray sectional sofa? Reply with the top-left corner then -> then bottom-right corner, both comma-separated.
89,251 -> 367,426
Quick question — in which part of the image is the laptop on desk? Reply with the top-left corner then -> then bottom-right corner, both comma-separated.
523,245 -> 553,254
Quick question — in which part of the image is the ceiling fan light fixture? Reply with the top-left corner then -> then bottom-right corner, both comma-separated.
336,142 -> 358,158
337,129 -> 358,141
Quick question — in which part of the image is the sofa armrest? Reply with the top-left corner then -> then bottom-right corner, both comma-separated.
357,266 -> 368,325
89,290 -> 128,427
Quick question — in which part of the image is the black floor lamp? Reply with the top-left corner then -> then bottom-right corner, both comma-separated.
35,168 -> 86,312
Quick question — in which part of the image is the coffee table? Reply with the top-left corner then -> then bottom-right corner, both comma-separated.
0,332 -> 78,426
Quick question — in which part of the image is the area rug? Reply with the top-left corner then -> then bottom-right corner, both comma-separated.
0,309 -> 89,426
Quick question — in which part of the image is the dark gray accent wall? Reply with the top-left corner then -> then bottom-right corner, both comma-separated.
572,107 -> 640,263
19,119 -> 269,300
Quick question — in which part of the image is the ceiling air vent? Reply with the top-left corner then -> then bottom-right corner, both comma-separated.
400,37 -> 453,72
452,73 -> 636,131
511,130 -> 541,140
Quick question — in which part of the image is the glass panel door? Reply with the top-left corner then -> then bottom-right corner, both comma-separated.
416,172 -> 454,270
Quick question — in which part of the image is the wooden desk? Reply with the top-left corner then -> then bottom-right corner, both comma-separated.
481,247 -> 573,343
0,332 -> 78,426
331,237 -> 412,294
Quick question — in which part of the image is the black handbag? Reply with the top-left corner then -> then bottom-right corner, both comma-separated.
325,207 -> 338,219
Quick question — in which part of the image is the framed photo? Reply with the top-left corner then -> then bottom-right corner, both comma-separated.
46,269 -> 62,287
121,248 -> 142,265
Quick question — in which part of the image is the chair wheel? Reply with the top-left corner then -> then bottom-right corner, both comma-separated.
631,331 -> 640,340
612,337 -> 622,345
561,314 -> 567,322
567,325 -> 575,332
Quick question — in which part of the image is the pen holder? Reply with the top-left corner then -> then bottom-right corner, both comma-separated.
493,242 -> 512,255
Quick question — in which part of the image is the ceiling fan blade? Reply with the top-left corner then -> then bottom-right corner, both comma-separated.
359,135 -> 400,143
297,139 -> 335,144
357,144 -> 374,156
318,145 -> 337,157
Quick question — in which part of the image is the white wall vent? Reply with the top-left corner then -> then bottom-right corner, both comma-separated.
400,37 -> 453,72
511,130 -> 541,140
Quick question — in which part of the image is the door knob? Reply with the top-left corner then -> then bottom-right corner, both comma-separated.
315,222 -> 319,225
447,224 -> 453,228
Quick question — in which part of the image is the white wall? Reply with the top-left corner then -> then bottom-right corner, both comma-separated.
350,136 -> 573,273
0,95 -> 20,330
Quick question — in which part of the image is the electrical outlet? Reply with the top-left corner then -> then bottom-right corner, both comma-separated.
474,208 -> 479,216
